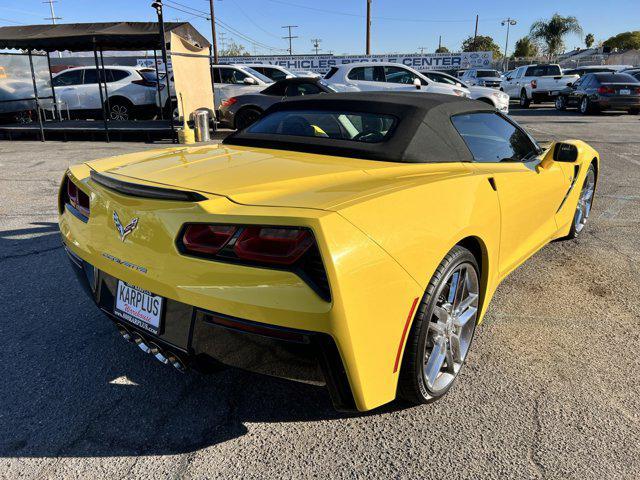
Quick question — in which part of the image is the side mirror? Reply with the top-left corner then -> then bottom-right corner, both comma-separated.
506,76 -> 513,81
413,77 -> 422,90
243,77 -> 258,85
566,82 -> 573,87
553,142 -> 579,162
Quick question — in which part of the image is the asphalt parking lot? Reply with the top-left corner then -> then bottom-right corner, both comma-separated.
1,106 -> 639,479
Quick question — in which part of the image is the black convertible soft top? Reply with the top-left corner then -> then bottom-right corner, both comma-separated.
223,92 -> 495,163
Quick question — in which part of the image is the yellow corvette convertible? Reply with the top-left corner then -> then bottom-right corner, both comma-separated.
59,92 -> 598,411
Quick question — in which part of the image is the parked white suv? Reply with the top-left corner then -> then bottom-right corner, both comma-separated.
323,62 -> 469,98
52,66 -> 168,120
212,65 -> 273,110
501,64 -> 579,108
420,70 -> 509,113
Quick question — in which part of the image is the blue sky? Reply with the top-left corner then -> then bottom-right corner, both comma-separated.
1,0 -> 639,55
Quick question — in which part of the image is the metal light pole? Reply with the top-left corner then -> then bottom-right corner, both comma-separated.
366,0 -> 372,55
501,18 -> 517,71
152,1 -> 176,142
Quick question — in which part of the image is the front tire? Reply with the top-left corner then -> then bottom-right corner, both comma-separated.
565,164 -> 596,239
519,89 -> 531,108
398,246 -> 480,404
555,95 -> 566,111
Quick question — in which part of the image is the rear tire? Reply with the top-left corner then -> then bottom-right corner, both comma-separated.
555,96 -> 566,111
234,108 -> 262,130
519,89 -> 531,108
108,98 -> 134,121
398,246 -> 480,404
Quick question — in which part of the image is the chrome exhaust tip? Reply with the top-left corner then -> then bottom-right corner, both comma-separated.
148,343 -> 170,365
132,333 -> 151,354
167,353 -> 187,373
116,324 -> 134,342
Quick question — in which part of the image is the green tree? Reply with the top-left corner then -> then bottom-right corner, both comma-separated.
513,36 -> 539,57
220,41 -> 249,57
435,46 -> 450,53
461,35 -> 502,58
585,33 -> 595,48
529,14 -> 583,56
603,31 -> 640,51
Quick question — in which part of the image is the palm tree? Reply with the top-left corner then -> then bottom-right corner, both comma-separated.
529,14 -> 583,58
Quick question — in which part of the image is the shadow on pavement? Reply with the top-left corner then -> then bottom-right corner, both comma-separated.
0,223 -> 398,458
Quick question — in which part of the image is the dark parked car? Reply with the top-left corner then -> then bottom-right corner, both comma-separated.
218,77 -> 339,130
555,72 -> 640,114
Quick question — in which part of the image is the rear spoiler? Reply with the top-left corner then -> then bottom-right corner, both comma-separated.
89,170 -> 207,202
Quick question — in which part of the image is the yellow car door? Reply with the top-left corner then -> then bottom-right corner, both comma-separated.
451,112 -> 568,278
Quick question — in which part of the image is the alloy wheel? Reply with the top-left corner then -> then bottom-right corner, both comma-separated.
423,262 -> 479,395
574,168 -> 595,234
555,96 -> 565,110
110,104 -> 130,121
580,97 -> 588,114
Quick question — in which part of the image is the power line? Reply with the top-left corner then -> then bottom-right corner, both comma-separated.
282,25 -> 298,55
266,0 -> 501,23
163,0 -> 285,53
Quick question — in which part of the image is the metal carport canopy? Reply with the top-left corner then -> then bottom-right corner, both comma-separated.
0,22 -> 210,51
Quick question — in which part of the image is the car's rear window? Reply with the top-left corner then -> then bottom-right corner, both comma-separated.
246,110 -> 397,143
594,73 -> 639,83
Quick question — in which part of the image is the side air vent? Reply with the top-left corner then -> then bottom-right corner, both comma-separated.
90,170 -> 207,202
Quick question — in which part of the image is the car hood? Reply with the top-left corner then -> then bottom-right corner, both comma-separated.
86,144 -> 469,211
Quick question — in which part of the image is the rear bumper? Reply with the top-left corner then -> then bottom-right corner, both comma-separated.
594,96 -> 640,110
531,91 -> 557,102
64,245 -> 357,411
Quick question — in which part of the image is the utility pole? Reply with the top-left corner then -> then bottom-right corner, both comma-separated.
44,0 -> 62,57
218,31 -> 227,53
473,15 -> 479,50
501,18 -> 517,71
418,46 -> 428,55
282,25 -> 298,56
366,0 -> 372,55
208,0 -> 219,64
311,38 -> 322,55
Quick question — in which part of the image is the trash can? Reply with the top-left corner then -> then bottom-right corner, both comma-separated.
193,110 -> 211,142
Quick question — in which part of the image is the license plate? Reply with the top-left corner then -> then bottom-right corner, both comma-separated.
114,280 -> 164,334
620,89 -> 631,95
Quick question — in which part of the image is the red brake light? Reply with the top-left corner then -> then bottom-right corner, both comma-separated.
598,86 -> 615,94
65,175 -> 90,218
221,97 -> 237,108
132,79 -> 156,88
234,227 -> 314,265
530,79 -> 537,89
182,224 -> 237,255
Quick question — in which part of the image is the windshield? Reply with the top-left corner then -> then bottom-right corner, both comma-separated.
239,66 -> 273,84
476,70 -> 500,78
247,110 -> 397,143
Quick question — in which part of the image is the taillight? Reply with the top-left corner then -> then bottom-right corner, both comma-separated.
598,86 -> 615,94
234,227 -> 314,265
132,79 -> 156,88
178,224 -> 329,300
220,97 -> 237,108
64,175 -> 90,218
530,79 -> 537,89
181,224 -> 237,255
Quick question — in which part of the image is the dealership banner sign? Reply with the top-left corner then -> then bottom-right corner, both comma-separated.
222,52 -> 493,74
